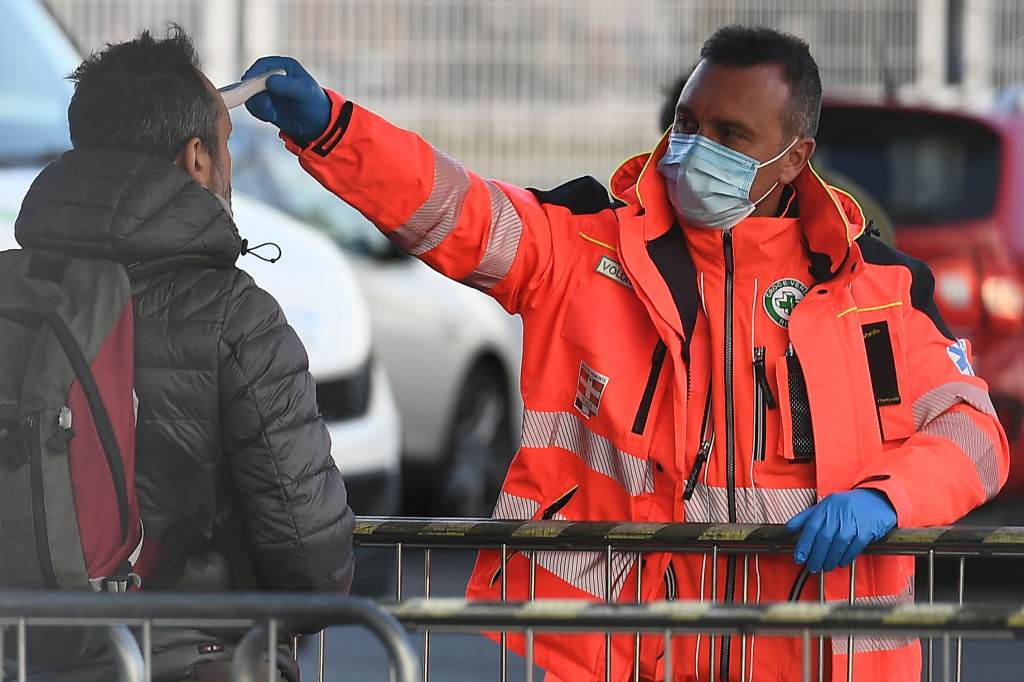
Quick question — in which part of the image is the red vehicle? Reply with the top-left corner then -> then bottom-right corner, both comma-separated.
816,99 -> 1024,504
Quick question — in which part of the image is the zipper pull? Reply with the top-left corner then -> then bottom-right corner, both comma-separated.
683,440 -> 712,501
753,347 -> 777,409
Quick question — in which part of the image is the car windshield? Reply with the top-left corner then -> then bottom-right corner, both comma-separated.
0,1 -> 78,166
814,108 -> 1001,226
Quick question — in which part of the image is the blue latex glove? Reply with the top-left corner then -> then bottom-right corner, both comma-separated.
241,56 -> 331,144
785,489 -> 897,574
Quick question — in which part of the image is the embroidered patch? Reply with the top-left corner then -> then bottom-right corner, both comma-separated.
574,361 -> 609,419
595,255 -> 633,290
947,339 -> 976,376
763,278 -> 808,328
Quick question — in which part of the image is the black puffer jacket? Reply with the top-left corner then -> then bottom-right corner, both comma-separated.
15,148 -> 355,598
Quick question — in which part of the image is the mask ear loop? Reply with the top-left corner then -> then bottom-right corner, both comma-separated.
750,137 -> 800,207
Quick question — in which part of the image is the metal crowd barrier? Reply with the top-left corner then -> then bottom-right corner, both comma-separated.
354,516 -> 1024,682
0,591 -> 419,682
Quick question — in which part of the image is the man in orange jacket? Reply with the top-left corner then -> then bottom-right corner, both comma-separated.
239,24 -> 1008,682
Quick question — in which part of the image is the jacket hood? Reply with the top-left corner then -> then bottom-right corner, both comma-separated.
15,148 -> 241,265
611,133 -> 868,282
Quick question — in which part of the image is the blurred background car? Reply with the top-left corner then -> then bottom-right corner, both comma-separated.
230,117 -> 524,517
1,0 -> 402,594
815,98 -> 1024,519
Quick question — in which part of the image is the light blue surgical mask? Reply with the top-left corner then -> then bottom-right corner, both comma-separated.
657,133 -> 798,230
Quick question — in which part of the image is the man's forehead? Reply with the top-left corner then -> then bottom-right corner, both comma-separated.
677,61 -> 789,120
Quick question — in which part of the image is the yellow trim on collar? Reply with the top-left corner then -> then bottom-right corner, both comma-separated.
837,301 -> 904,318
807,162 -> 854,248
578,232 -> 617,252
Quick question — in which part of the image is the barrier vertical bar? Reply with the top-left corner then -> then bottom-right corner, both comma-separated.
606,544 -> 613,682
818,572 -> 825,682
664,629 -> 673,680
268,620 -> 278,682
318,630 -> 326,682
396,543 -> 404,601
144,619 -> 152,682
1,622 -> 5,682
17,618 -> 25,682
526,552 -> 537,682
710,545 -> 719,682
943,632 -> 952,682
847,560 -> 856,682
634,551 -> 642,682
956,556 -> 965,682
423,548 -> 432,682
500,543 -> 508,682
927,548 -> 935,682
741,556 -> 749,681
802,629 -> 812,682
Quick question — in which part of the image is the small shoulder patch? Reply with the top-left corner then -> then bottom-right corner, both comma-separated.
528,176 -> 617,215
947,339 -> 976,376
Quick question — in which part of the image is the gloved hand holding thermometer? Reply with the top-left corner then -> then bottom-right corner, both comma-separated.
237,57 -> 332,145
786,488 -> 897,574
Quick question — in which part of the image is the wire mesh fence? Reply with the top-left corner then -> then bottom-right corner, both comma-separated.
44,0 -> 1024,189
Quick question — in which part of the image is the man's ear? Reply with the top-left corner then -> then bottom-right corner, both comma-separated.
779,137 -> 816,185
174,136 -> 213,186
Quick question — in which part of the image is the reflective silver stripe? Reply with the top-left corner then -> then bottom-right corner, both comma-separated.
684,483 -> 816,524
829,577 -> 915,654
521,410 -> 653,496
831,635 -> 917,655
535,549 -> 634,601
491,490 -> 632,599
912,381 -> 997,429
460,181 -> 523,291
913,382 -> 1001,499
922,412 -> 1001,499
391,148 -> 470,256
492,490 -> 541,520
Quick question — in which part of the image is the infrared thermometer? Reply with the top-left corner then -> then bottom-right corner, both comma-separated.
218,68 -> 287,109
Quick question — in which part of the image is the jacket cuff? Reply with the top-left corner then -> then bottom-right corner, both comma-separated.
854,479 -> 911,525
281,89 -> 353,158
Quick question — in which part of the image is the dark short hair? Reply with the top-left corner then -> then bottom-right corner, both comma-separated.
699,25 -> 822,138
68,25 -> 220,161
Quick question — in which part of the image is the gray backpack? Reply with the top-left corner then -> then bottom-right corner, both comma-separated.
0,248 -> 144,667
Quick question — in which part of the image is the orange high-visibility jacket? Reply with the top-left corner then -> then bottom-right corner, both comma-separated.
285,92 -> 1010,682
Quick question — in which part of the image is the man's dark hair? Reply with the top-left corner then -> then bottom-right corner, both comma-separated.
699,25 -> 822,138
68,25 -> 221,161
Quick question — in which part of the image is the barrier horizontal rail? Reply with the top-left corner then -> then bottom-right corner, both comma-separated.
385,597 -> 1024,638
0,591 -> 420,682
353,516 -> 1024,555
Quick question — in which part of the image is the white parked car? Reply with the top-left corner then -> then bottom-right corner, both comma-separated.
230,118 -> 524,516
1,0 -> 402,594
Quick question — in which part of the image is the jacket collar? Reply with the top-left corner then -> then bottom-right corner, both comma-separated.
611,136 -> 867,284
15,148 -> 241,266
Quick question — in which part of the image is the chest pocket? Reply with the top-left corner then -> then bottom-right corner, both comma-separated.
860,311 -> 914,442
560,281 -> 657,373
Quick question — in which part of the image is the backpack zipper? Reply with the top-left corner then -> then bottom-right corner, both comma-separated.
632,340 -> 667,435
25,415 -> 59,589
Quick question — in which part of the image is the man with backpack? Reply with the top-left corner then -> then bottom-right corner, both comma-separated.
4,26 -> 354,681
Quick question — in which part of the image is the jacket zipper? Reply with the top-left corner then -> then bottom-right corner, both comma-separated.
26,416 -> 60,589
683,387 -> 714,501
632,339 -> 667,435
721,229 -> 737,680
752,346 -> 776,462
